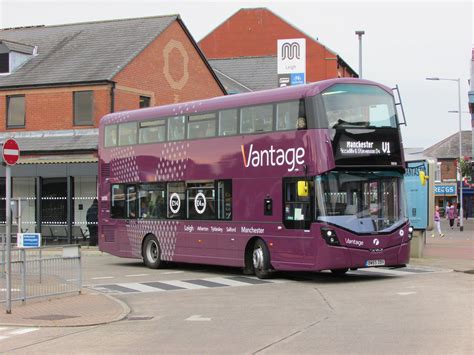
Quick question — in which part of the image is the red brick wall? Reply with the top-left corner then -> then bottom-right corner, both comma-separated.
199,8 -> 354,82
440,159 -> 457,181
0,19 -> 224,132
113,20 -> 225,108
0,85 -> 110,131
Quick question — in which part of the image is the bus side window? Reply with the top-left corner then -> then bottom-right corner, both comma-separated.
168,116 -> 185,141
277,101 -> 300,131
241,104 -> 273,134
218,109 -> 237,136
217,180 -> 232,220
111,184 -> 126,218
105,124 -> 118,147
118,122 -> 138,146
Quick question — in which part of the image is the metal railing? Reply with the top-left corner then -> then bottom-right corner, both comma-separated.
0,239 -> 82,305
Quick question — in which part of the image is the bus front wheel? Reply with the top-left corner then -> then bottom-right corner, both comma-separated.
143,235 -> 163,269
252,239 -> 272,279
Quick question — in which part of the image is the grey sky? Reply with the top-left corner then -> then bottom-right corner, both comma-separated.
1,0 -> 472,149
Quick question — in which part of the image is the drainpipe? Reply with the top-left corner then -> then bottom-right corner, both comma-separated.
110,82 -> 115,113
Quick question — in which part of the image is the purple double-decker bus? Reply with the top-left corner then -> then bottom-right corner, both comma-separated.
98,78 -> 412,278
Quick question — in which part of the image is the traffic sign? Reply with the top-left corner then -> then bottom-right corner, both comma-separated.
2,138 -> 20,165
17,233 -> 42,248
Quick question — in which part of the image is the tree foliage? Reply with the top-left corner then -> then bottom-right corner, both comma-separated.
458,157 -> 471,179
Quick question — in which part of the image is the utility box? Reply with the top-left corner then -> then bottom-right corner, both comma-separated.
404,159 -> 435,258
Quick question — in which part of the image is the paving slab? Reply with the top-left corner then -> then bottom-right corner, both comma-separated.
0,290 -> 130,327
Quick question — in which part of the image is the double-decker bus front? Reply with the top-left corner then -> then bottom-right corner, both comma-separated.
305,81 -> 410,274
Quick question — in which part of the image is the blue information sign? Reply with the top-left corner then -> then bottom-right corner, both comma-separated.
17,233 -> 41,248
290,73 -> 305,85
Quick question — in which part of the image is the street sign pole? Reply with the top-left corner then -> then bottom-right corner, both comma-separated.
2,138 -> 20,314
5,164 -> 11,313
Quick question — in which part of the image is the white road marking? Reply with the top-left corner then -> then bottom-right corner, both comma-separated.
161,271 -> 183,275
186,315 -> 211,321
397,292 -> 417,296
125,274 -> 149,277
161,280 -> 207,290
0,335 -> 9,340
9,328 -> 39,335
360,268 -> 413,276
208,277 -> 252,287
91,276 -> 114,280
116,283 -> 163,293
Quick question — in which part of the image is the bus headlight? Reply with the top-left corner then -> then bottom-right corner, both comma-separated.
408,226 -> 414,240
321,227 -> 340,246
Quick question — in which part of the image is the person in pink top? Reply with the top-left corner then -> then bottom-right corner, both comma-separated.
432,205 -> 445,238
446,202 -> 457,230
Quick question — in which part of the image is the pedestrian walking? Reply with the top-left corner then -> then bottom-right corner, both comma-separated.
446,202 -> 457,230
86,198 -> 99,246
432,206 -> 445,238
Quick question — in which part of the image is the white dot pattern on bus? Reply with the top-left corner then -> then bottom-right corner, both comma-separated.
110,146 -> 140,182
107,110 -> 191,261
156,142 -> 189,181
128,220 -> 179,260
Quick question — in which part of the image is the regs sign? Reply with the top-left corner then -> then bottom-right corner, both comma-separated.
434,185 -> 457,196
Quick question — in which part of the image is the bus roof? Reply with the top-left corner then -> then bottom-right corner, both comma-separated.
101,78 -> 392,125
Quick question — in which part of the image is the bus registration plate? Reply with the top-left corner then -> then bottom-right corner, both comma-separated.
366,259 -> 385,267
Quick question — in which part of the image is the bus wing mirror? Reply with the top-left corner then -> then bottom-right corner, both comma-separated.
297,181 -> 309,197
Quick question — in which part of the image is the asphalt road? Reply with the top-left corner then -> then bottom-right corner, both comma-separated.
1,252 -> 473,354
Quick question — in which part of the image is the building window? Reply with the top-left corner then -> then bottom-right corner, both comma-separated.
139,96 -> 151,108
7,95 -> 25,128
74,91 -> 94,125
435,162 -> 442,182
0,53 -> 9,73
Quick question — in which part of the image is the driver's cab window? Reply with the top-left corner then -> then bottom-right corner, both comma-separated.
283,179 -> 313,229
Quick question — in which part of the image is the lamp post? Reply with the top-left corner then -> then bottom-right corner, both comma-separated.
355,30 -> 365,78
426,77 -> 464,231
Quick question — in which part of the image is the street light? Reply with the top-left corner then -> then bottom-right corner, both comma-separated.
426,77 -> 464,231
355,30 -> 365,78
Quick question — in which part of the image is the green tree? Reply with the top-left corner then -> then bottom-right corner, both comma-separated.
458,157 -> 471,179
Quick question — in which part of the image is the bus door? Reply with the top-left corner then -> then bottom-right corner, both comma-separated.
282,179 -> 315,263
111,183 -> 138,252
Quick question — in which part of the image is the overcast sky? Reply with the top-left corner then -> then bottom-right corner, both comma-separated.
1,0 -> 472,149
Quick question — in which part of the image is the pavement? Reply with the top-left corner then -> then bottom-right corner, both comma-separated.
0,219 -> 472,327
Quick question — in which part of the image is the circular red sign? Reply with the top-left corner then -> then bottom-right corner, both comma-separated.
3,138 -> 20,166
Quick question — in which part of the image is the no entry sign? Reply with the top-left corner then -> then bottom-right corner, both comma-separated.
2,138 -> 20,165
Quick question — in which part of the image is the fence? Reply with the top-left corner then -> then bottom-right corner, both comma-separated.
0,239 -> 82,305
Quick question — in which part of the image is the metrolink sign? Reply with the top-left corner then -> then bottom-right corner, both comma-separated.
277,38 -> 306,87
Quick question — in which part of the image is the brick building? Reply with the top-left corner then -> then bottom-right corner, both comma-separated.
423,130 -> 473,217
0,15 -> 225,242
200,8 -> 357,93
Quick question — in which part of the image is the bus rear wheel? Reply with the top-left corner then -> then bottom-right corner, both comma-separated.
143,235 -> 163,269
330,268 -> 349,276
252,239 -> 272,279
